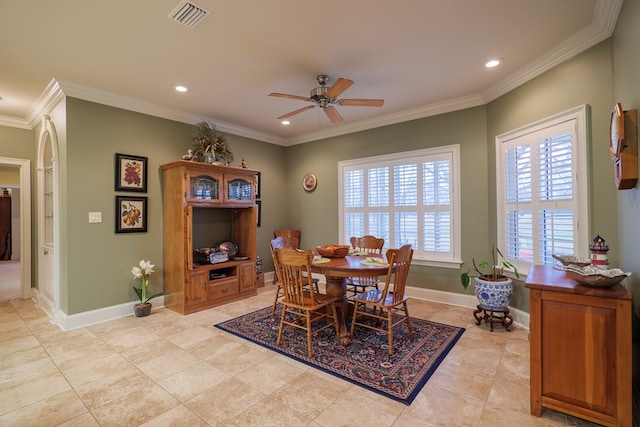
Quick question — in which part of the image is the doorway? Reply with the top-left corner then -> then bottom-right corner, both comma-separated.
0,158 -> 31,302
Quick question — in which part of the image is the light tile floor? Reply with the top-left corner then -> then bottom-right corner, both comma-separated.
0,285 -> 602,426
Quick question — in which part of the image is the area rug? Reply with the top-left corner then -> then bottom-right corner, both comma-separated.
214,306 -> 464,405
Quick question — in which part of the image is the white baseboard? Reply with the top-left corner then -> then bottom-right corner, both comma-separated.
33,291 -> 165,331
404,286 -> 529,330
36,270 -> 529,331
275,271 -> 530,330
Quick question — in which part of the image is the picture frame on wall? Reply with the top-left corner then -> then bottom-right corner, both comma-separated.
302,173 -> 317,192
115,153 -> 148,192
255,172 -> 261,199
115,196 -> 147,233
256,199 -> 262,227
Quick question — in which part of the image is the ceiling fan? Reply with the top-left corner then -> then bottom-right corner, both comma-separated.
268,74 -> 384,124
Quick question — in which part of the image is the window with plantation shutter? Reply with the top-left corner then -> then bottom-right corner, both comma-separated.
339,145 -> 461,267
496,105 -> 589,275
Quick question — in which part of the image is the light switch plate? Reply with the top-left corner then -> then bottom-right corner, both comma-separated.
88,212 -> 102,223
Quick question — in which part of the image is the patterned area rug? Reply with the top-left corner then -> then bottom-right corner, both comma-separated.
215,306 -> 464,405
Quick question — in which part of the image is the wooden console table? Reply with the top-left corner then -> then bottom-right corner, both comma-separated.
525,264 -> 631,426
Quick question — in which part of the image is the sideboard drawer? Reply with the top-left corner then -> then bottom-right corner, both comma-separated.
208,278 -> 239,300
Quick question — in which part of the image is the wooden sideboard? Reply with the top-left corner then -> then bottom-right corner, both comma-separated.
525,264 -> 631,426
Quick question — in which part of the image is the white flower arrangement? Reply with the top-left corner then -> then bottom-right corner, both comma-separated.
132,260 -> 162,304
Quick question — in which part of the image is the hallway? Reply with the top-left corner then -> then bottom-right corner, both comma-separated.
0,260 -> 20,302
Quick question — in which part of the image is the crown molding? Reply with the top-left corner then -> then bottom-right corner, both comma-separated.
283,94 -> 486,146
481,0 -> 622,103
7,0 -> 622,147
0,115 -> 30,129
54,80 -> 285,144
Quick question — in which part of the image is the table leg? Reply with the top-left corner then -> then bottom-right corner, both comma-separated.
324,275 -> 352,346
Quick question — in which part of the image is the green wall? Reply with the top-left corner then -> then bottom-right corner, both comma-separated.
612,0 -> 640,421
0,126 -> 34,159
0,20 -> 631,320
285,106 -> 488,297
486,39 -> 616,312
61,99 -> 287,314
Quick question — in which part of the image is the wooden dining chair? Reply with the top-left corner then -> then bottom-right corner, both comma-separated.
274,247 -> 339,357
273,228 -> 301,248
345,235 -> 385,296
270,236 -> 319,315
349,244 -> 414,355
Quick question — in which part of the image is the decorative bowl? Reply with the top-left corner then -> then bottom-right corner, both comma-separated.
316,245 -> 350,258
563,264 -> 629,288
552,254 -> 591,267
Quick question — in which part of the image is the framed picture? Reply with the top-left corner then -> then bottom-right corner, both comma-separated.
115,153 -> 147,192
115,196 -> 147,233
254,172 -> 261,199
302,173 -> 317,192
256,199 -> 262,227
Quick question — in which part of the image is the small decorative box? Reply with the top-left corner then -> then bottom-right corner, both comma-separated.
209,252 -> 229,264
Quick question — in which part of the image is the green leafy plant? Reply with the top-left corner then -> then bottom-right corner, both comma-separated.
460,247 -> 519,289
132,260 -> 163,303
190,120 -> 234,165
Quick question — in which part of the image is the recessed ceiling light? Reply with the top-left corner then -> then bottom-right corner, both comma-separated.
281,120 -> 290,125
175,85 -> 188,92
485,59 -> 501,68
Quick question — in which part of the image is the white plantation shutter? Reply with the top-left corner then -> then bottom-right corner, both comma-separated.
339,146 -> 461,265
497,105 -> 589,273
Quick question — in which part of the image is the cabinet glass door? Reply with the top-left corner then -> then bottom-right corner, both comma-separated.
189,175 -> 220,201
226,177 -> 252,201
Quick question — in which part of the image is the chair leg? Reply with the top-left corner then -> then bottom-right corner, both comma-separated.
306,310 -> 313,357
403,301 -> 414,339
350,301 -> 360,336
387,308 -> 394,355
272,283 -> 283,316
276,307 -> 286,346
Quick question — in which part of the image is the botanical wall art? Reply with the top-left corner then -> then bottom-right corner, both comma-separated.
115,153 -> 148,192
115,196 -> 147,233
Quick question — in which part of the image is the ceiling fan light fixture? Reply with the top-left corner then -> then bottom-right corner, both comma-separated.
268,74 -> 383,124
281,120 -> 290,125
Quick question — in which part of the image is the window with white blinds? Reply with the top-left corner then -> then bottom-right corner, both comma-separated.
496,105 -> 589,273
339,145 -> 461,266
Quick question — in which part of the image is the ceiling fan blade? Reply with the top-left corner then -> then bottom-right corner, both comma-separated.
269,92 -> 312,102
326,78 -> 353,98
324,106 -> 343,123
277,105 -> 316,120
339,99 -> 384,107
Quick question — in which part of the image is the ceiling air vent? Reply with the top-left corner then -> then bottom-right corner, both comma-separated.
168,1 -> 211,29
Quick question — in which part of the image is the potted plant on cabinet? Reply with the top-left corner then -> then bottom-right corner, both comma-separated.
460,246 -> 519,312
132,260 -> 163,317
189,120 -> 234,165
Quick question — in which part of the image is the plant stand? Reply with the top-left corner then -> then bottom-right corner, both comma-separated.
473,305 -> 513,331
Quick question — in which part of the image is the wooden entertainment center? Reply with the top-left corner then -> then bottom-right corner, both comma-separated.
160,161 -> 260,315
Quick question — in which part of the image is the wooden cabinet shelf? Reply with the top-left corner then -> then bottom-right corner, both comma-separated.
160,161 -> 259,315
525,265 -> 631,426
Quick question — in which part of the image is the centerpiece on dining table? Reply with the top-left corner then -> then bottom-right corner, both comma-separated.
316,244 -> 350,258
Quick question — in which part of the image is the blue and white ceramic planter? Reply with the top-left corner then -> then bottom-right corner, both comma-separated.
474,277 -> 513,310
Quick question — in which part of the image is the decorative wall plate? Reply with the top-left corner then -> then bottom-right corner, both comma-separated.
303,173 -> 317,191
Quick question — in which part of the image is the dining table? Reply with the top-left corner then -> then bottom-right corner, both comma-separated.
309,254 -> 391,346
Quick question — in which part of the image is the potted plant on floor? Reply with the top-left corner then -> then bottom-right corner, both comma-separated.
460,246 -> 519,311
132,260 -> 162,317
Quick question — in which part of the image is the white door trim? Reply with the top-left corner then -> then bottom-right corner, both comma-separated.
0,157 -> 31,299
